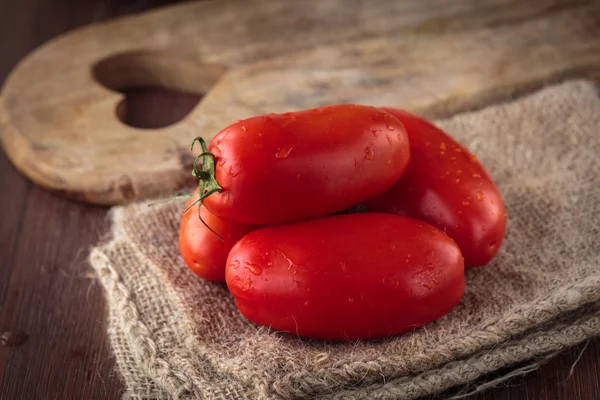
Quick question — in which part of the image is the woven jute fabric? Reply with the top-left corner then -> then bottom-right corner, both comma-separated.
89,80 -> 600,400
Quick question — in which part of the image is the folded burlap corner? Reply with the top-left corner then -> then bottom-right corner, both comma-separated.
89,80 -> 600,400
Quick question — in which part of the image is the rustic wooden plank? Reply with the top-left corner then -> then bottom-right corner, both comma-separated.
1,1 -> 599,400
0,151 -> 31,309
0,183 -> 120,400
0,1 -> 190,399
1,0 -> 599,204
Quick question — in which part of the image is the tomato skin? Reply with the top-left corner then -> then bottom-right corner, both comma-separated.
204,104 -> 410,225
179,197 -> 256,282
225,213 -> 465,341
366,108 -> 507,267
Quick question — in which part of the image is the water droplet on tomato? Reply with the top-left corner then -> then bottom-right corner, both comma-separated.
454,147 -> 463,153
386,124 -> 395,131
348,297 -> 354,303
228,166 -> 239,177
364,146 -> 374,160
462,200 -> 470,205
258,132 -> 263,137
455,178 -> 461,183
440,142 -> 447,151
234,275 -> 252,292
244,262 -> 262,275
477,191 -> 484,201
472,173 -> 482,178
369,127 -> 378,136
304,301 -> 309,307
278,252 -> 295,270
275,146 -> 294,159
267,261 -> 273,266
340,262 -> 347,272
241,126 -> 247,132
489,241 -> 497,248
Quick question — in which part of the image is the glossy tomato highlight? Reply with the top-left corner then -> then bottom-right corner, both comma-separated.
368,108 -> 507,267
225,213 -> 465,341
179,196 -> 257,282
194,104 -> 410,225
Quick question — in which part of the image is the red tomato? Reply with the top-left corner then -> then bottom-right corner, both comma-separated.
179,196 -> 256,281
366,108 -> 507,267
195,104 -> 410,225
225,213 -> 465,341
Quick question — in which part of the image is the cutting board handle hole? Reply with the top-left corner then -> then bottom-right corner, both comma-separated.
112,87 -> 202,130
92,50 -> 227,129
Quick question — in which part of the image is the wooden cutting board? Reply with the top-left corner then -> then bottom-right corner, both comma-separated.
1,0 -> 599,205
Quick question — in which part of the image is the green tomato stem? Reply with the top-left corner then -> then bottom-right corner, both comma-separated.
190,137 -> 224,242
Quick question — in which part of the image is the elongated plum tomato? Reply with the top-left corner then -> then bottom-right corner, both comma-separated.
225,213 -> 465,341
179,196 -> 256,281
199,104 -> 410,225
366,108 -> 507,267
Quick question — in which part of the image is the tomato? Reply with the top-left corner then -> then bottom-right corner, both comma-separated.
179,196 -> 256,281
366,108 -> 507,267
193,104 -> 410,225
225,213 -> 465,341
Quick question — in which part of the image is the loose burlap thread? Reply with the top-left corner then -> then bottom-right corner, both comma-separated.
90,80 -> 600,400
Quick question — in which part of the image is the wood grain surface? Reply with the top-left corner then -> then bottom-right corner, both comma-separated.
0,1 -> 599,400
2,0 -> 600,205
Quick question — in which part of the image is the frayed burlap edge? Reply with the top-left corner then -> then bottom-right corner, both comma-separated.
90,230 -> 599,400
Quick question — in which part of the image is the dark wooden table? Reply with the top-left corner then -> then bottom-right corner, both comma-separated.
0,1 -> 599,399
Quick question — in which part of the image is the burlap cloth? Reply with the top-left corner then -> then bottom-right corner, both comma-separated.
89,80 -> 600,400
